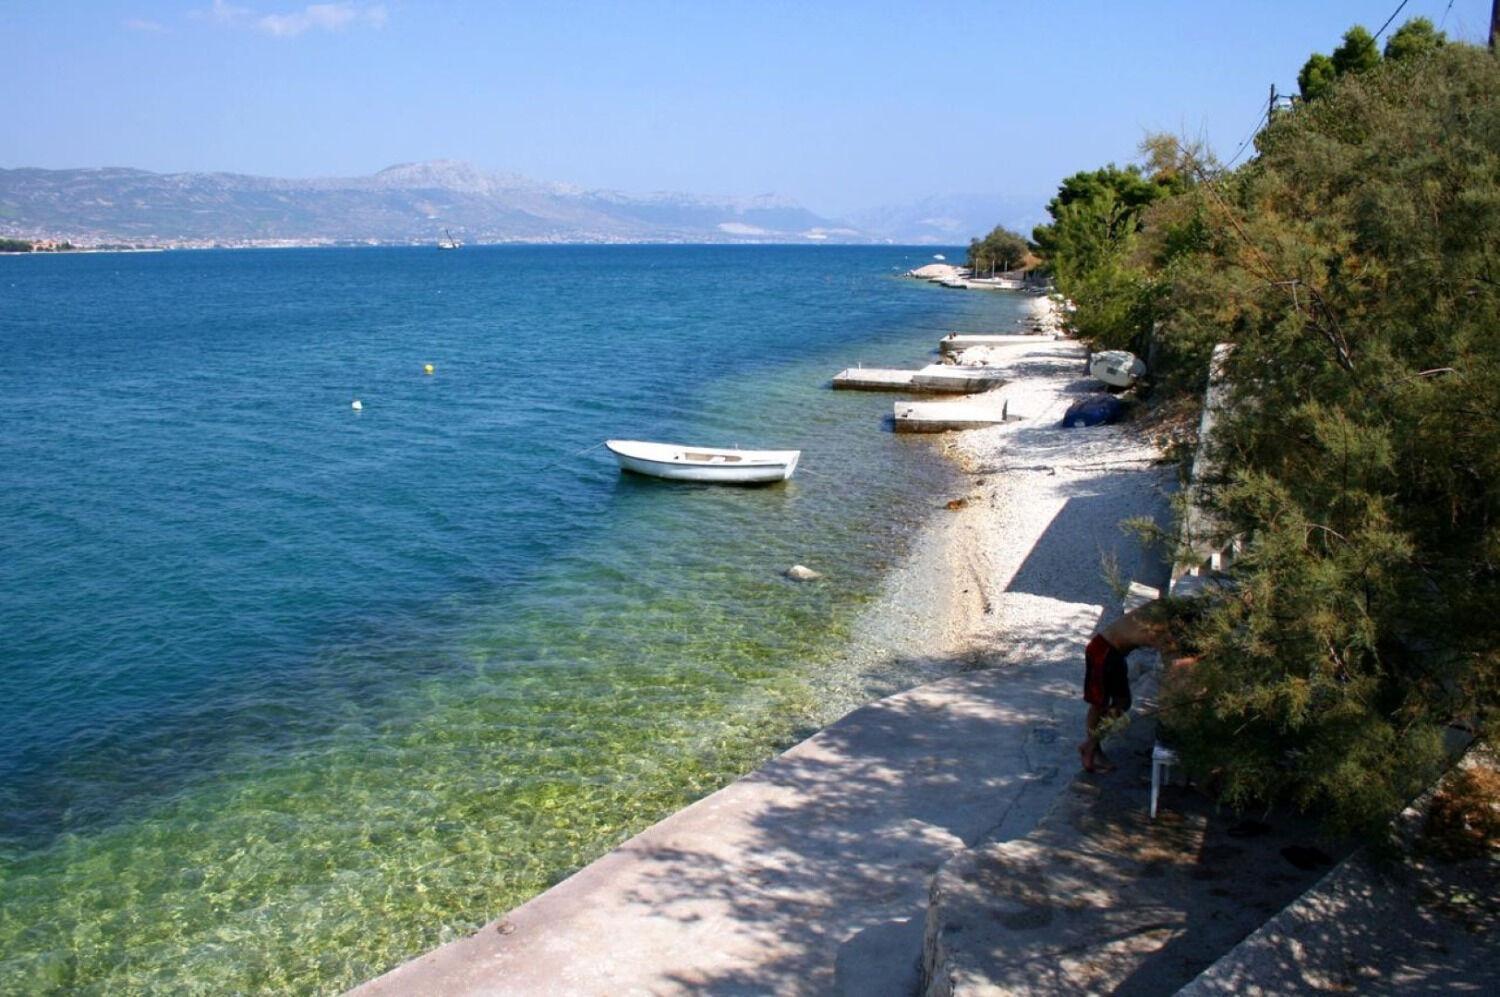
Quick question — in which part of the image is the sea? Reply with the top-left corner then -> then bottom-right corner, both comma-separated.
0,245 -> 1029,993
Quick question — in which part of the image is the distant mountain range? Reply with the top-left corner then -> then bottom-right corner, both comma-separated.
0,160 -> 1044,248
849,193 -> 1049,246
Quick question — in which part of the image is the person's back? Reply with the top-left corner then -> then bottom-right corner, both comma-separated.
1098,602 -> 1174,656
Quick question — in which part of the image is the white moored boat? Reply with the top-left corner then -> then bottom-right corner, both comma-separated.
604,440 -> 801,484
1089,350 -> 1147,389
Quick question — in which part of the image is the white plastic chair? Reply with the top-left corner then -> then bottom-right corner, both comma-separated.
1150,742 -> 1180,820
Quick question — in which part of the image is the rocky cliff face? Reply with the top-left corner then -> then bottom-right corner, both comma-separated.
0,160 -> 866,246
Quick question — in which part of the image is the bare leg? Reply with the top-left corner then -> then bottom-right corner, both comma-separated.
1078,705 -> 1117,772
1078,705 -> 1105,772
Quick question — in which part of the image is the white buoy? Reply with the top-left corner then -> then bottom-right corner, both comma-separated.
351,399 -> 363,411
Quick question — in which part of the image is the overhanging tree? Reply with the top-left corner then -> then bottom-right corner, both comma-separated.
1156,43 -> 1500,832
1024,34 -> 1498,834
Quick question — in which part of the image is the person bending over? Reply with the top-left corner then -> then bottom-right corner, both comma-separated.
1079,602 -> 1180,773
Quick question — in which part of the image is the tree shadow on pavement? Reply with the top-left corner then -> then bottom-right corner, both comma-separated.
603,611 -> 1099,995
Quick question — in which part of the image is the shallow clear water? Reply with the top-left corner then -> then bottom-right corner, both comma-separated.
0,245 -> 1026,993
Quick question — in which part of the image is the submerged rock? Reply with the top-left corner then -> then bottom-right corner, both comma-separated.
785,564 -> 822,582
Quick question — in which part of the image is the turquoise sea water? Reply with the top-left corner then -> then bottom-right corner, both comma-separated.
0,245 -> 1027,992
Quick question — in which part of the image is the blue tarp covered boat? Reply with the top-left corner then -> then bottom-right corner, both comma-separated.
1061,395 -> 1124,428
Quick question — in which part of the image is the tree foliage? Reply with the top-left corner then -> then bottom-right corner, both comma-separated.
1173,45 -> 1499,833
1298,18 -> 1442,102
967,224 -> 1028,274
1030,164 -> 1175,351
1383,16 -> 1446,61
1030,42 -> 1500,833
1330,25 -> 1380,76
1297,52 -> 1337,101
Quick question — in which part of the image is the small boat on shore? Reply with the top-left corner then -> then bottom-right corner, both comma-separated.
1061,394 -> 1125,428
1089,350 -> 1146,389
604,440 -> 801,484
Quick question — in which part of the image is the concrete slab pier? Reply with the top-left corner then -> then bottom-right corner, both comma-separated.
939,333 -> 1052,355
833,366 -> 1006,394
832,367 -> 918,390
893,397 -> 1009,433
910,366 -> 1006,393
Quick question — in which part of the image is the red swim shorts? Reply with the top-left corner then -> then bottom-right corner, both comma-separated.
1083,634 -> 1131,710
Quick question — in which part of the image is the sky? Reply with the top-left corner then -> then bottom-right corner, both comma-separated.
1,1 -> 1493,217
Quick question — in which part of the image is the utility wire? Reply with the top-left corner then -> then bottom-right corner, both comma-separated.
1374,0 -> 1413,39
1439,0 -> 1455,30
1223,106 -> 1271,170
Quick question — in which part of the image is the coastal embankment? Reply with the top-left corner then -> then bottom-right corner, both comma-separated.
354,296 -> 1176,994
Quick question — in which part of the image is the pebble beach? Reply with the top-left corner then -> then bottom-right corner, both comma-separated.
833,293 -> 1171,689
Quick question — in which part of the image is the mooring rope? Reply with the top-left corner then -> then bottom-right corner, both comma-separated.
536,440 -> 608,473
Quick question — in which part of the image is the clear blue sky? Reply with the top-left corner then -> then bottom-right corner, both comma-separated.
2,1 -> 1492,216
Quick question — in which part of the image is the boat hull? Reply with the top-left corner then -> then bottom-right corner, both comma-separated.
605,440 -> 799,484
1089,350 -> 1146,389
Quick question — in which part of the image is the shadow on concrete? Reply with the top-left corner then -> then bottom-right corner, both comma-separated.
606,612 -> 1095,995
924,676 -> 1360,997
1005,486 -> 1165,604
1178,752 -> 1499,996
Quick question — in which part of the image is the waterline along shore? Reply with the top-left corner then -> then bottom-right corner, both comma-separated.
354,293 -> 1175,994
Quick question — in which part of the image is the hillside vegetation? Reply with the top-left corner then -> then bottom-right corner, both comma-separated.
1033,36 -> 1498,832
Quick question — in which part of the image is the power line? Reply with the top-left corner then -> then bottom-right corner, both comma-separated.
1222,0 -> 1415,174
1223,106 -> 1271,170
1439,0 -> 1455,30
1374,0 -> 1413,39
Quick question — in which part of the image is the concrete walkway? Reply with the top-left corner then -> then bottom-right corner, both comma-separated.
354,641 -> 1093,996
921,670 -> 1355,997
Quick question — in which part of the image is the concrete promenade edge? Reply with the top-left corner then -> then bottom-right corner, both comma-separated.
352,636 -> 1098,996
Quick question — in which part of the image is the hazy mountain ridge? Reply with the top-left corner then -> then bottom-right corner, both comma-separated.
849,192 -> 1050,246
0,161 -> 872,246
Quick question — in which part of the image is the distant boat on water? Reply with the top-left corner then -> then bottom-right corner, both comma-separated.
438,228 -> 461,250
605,440 -> 801,484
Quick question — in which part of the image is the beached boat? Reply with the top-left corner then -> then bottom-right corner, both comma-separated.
604,440 -> 801,484
1061,394 -> 1124,428
1089,350 -> 1146,389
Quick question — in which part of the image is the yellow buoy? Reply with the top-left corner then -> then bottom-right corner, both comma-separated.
424,363 -> 435,375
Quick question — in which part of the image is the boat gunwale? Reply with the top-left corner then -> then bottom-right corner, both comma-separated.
604,439 -> 800,469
